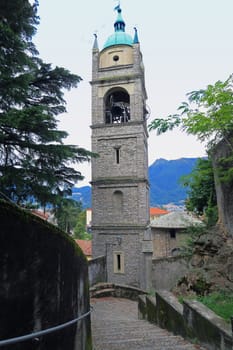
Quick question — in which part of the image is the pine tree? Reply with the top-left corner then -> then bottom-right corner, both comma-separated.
0,0 -> 92,205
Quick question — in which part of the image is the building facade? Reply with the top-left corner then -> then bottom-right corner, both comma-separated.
91,6 -> 152,289
151,211 -> 203,258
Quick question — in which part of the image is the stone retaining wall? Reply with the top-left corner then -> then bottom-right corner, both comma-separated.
88,255 -> 107,287
90,282 -> 147,301
0,200 -> 91,350
138,290 -> 233,350
151,255 -> 190,290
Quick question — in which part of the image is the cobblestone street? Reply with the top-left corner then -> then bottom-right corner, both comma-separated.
91,297 -> 205,350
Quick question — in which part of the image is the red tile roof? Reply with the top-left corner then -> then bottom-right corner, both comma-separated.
31,210 -> 49,220
75,239 -> 92,257
150,207 -> 169,216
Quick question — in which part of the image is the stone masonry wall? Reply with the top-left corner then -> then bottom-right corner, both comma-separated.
91,41 -> 150,290
0,200 -> 91,350
151,228 -> 189,258
151,256 -> 190,290
88,256 -> 107,287
91,123 -> 148,182
92,230 -> 144,287
139,290 -> 233,350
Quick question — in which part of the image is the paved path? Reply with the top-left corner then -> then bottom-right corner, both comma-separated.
91,297 -> 205,350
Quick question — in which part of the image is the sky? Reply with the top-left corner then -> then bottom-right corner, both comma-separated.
34,0 -> 233,186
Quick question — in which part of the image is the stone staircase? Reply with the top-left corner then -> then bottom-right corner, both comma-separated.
91,297 -> 205,350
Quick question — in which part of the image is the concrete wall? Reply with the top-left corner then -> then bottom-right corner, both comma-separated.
0,200 -> 92,350
88,256 -> 107,286
151,256 -> 190,290
138,290 -> 233,350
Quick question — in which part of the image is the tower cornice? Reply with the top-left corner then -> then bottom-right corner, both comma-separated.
90,120 -> 149,137
91,224 -> 150,232
90,72 -> 143,85
91,177 -> 149,186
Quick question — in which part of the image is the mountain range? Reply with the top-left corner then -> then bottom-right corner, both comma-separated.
71,157 -> 200,208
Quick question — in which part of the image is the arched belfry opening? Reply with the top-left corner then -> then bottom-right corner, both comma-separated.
105,88 -> 130,124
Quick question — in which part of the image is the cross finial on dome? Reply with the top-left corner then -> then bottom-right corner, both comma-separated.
114,1 -> 121,12
114,2 -> 125,32
103,3 -> 133,49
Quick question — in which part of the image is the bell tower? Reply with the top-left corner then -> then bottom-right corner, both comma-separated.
91,6 -> 152,289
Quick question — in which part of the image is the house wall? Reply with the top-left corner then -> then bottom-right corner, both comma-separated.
0,201 -> 92,350
151,227 -> 188,258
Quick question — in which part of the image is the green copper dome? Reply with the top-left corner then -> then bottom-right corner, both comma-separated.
103,6 -> 133,49
103,32 -> 133,49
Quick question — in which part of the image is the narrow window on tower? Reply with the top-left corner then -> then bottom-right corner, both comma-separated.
117,254 -> 121,270
113,251 -> 124,273
115,147 -> 120,164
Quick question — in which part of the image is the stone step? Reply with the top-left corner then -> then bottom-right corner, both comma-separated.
92,339 -> 200,350
92,332 -> 199,349
91,288 -> 115,298
91,297 -> 205,350
93,343 -> 199,350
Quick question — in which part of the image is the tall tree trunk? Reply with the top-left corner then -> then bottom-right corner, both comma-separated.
211,135 -> 233,237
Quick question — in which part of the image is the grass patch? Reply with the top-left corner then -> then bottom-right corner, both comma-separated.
197,291 -> 233,323
178,291 -> 233,323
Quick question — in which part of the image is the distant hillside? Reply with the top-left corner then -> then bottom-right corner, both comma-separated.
72,157 -> 201,208
71,186 -> 91,209
149,157 -> 199,206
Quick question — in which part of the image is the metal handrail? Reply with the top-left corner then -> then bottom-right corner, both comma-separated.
0,307 -> 93,347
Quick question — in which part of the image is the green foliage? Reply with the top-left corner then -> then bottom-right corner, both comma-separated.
74,210 -> 92,240
178,274 -> 212,296
76,231 -> 92,240
182,224 -> 208,255
191,277 -> 212,296
0,0 -> 93,206
181,158 -> 218,225
54,198 -> 82,234
147,288 -> 156,296
149,74 -> 233,221
197,291 -> 233,323
217,154 -> 233,184
204,203 -> 218,227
